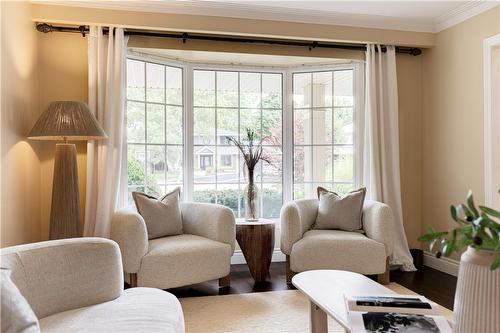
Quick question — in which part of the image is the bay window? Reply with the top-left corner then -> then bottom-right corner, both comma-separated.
126,55 -> 361,218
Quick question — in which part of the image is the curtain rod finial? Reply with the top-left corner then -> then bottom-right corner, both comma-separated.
36,23 -> 53,33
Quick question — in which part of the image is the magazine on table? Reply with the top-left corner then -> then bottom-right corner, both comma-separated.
345,294 -> 452,333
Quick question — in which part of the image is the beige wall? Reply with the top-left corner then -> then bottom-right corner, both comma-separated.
0,1 -> 42,246
37,32 -> 88,240
421,6 -> 500,258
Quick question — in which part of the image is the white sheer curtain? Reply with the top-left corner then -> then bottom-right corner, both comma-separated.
362,44 -> 416,271
84,27 -> 128,237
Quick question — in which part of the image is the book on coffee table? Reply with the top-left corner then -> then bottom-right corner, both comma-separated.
345,294 -> 452,333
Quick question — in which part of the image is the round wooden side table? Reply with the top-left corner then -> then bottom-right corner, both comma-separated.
235,218 -> 275,282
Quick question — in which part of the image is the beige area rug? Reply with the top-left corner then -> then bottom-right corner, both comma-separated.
180,283 -> 453,333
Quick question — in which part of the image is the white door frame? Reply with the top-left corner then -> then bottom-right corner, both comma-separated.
484,33 -> 500,206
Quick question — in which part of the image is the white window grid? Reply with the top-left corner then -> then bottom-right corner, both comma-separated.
126,52 -> 364,217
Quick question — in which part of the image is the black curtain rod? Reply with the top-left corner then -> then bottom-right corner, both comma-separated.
36,23 -> 422,56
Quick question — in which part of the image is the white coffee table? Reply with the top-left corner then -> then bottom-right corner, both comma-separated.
292,270 -> 396,333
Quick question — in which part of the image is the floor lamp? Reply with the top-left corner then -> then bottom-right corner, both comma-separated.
28,101 -> 107,239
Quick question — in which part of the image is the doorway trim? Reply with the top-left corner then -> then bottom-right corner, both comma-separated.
484,33 -> 500,206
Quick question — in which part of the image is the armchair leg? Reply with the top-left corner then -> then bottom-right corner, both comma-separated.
219,274 -> 230,288
130,273 -> 138,288
377,257 -> 390,285
286,255 -> 295,284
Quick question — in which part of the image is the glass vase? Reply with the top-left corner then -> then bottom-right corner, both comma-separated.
243,169 -> 260,221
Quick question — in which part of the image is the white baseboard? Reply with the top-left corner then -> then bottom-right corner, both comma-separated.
231,249 -> 285,265
423,251 -> 459,277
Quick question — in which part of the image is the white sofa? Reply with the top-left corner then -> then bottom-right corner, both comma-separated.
1,238 -> 184,333
111,202 -> 236,289
280,199 -> 394,284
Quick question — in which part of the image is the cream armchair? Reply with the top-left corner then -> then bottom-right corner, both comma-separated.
111,202 -> 236,290
1,238 -> 184,332
280,199 -> 394,284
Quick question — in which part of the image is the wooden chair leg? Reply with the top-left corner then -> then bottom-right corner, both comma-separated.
377,257 -> 390,285
130,273 -> 138,288
219,274 -> 230,288
286,255 -> 295,284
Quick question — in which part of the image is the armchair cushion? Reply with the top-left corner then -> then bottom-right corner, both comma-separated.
314,187 -> 366,231
132,188 -> 182,239
39,288 -> 184,333
290,229 -> 386,274
138,235 -> 231,289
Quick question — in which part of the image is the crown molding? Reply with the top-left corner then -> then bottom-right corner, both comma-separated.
434,1 -> 500,32
31,1 -> 500,34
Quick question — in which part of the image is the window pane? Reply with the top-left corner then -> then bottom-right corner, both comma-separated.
217,71 -> 238,107
194,70 -> 215,106
147,104 -> 165,144
127,102 -> 145,143
293,109 -> 311,145
146,145 -> 165,197
334,183 -> 354,196
334,70 -> 354,106
334,146 -> 353,182
293,73 -> 311,108
312,108 -> 332,144
166,106 -> 183,144
262,146 -> 282,182
194,107 -> 215,145
194,146 -> 216,183
240,108 -> 261,138
217,146 -> 239,183
193,184 -> 217,203
262,74 -> 282,108
146,63 -> 164,103
128,144 -> 145,186
334,107 -> 354,144
313,71 -> 332,107
293,146 -> 312,182
262,109 -> 282,144
312,146 -> 332,182
167,146 -> 183,183
217,108 -> 238,143
127,59 -> 145,101
293,183 -> 316,199
240,72 -> 260,108
216,183 -> 240,214
166,66 -> 183,105
262,183 -> 282,218
293,183 -> 305,200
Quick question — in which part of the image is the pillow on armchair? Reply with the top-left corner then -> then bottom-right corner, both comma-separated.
314,187 -> 366,231
132,187 -> 183,239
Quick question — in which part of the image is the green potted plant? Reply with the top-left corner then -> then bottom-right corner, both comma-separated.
419,190 -> 500,333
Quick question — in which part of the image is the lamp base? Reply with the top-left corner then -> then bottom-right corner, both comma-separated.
49,143 -> 81,239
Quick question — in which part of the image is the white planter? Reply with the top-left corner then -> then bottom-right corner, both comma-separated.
453,246 -> 500,333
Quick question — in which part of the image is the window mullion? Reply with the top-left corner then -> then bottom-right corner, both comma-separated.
184,63 -> 194,201
282,70 -> 293,203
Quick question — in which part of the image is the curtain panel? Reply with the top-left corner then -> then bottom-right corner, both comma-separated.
362,44 -> 416,271
84,27 -> 128,237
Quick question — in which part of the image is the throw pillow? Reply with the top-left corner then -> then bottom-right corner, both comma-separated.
314,187 -> 366,231
1,269 -> 40,333
132,187 -> 183,239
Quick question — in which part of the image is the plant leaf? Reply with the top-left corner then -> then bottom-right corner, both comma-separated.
479,205 -> 500,219
467,190 -> 479,218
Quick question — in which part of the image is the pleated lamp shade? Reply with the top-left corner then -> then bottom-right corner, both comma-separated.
28,101 -> 107,141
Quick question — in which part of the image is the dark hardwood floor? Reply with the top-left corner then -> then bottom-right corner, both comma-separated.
164,262 -> 457,310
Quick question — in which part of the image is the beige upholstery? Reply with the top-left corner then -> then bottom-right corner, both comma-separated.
140,235 -> 231,289
111,202 -> 236,289
291,230 -> 386,274
0,238 -> 184,332
39,288 -> 184,333
281,199 -> 394,276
